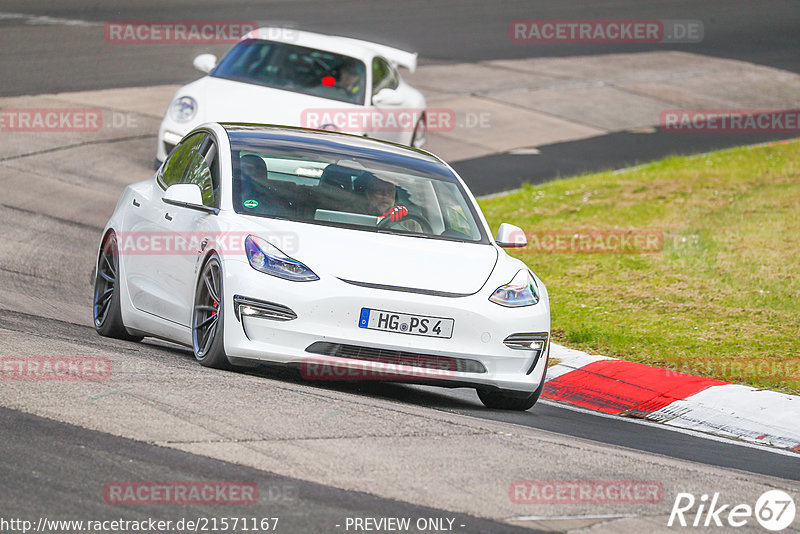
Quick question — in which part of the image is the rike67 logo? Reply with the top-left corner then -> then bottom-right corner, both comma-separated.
668,490 -> 796,531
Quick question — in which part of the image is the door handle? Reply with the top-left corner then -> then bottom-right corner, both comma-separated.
132,199 -> 140,207
164,213 -> 173,221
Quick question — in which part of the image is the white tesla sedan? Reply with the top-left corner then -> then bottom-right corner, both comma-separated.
97,123 -> 550,410
156,27 -> 426,166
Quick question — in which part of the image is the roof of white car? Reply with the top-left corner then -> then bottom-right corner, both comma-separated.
243,27 -> 418,72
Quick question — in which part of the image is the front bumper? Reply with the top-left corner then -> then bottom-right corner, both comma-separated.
221,258 -> 551,393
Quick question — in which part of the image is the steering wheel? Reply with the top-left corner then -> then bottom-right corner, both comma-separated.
377,212 -> 433,234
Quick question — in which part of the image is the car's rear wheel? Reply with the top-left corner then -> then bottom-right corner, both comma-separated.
477,377 -> 545,411
192,255 -> 230,369
93,232 -> 142,341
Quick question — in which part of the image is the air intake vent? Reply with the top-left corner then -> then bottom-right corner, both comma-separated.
305,342 -> 487,374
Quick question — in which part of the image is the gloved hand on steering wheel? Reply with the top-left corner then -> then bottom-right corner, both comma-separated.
380,205 -> 408,222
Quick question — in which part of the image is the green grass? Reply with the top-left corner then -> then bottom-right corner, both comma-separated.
480,139 -> 800,394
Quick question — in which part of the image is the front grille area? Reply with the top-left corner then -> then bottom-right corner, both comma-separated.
305,342 -> 487,374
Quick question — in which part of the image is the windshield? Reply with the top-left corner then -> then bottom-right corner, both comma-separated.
211,40 -> 367,105
228,131 -> 487,244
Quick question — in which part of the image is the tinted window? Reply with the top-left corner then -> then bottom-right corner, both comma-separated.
161,133 -> 205,188
212,40 -> 367,105
227,131 -> 487,244
183,137 -> 218,207
372,57 -> 398,96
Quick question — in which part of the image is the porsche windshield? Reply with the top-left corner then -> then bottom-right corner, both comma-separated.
211,40 -> 367,105
228,132 -> 487,244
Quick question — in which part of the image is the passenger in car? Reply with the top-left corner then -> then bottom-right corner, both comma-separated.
238,154 -> 294,216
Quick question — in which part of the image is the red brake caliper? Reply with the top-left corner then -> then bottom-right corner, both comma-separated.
212,300 -> 218,316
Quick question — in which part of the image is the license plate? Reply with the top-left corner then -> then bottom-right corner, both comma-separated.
358,308 -> 454,338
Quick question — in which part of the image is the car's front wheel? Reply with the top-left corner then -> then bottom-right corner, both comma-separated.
192,255 -> 231,369
477,377 -> 545,411
93,232 -> 143,341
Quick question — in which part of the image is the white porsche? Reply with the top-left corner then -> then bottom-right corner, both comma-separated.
156,27 -> 426,166
97,123 -> 550,410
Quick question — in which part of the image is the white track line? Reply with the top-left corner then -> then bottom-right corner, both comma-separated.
0,12 -> 101,27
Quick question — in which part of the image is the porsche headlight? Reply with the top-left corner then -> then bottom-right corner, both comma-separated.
169,96 -> 197,122
245,235 -> 318,282
489,269 -> 539,307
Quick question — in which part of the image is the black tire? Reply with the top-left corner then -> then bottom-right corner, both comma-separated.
192,255 -> 231,369
477,377 -> 545,411
93,233 -> 143,342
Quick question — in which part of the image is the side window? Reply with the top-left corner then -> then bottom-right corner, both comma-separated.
161,133 -> 205,188
371,57 -> 398,97
183,136 -> 219,208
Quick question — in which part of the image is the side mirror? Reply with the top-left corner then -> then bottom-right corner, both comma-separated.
193,53 -> 217,74
163,184 -> 218,214
372,88 -> 404,106
496,223 -> 527,248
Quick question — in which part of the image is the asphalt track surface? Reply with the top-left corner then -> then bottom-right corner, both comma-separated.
1,0 -> 797,193
457,129 -> 800,196
1,406 -> 535,533
1,0 -> 799,530
1,0 -> 798,97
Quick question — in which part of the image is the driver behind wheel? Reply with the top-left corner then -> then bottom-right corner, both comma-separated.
355,173 -> 402,216
355,173 -> 424,233
335,59 -> 365,104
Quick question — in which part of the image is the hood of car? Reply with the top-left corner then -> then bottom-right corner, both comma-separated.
243,218 -> 498,295
188,76 -> 362,128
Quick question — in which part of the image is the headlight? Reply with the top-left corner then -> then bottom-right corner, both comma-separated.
489,269 -> 539,307
244,235 -> 318,282
169,96 -> 197,122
